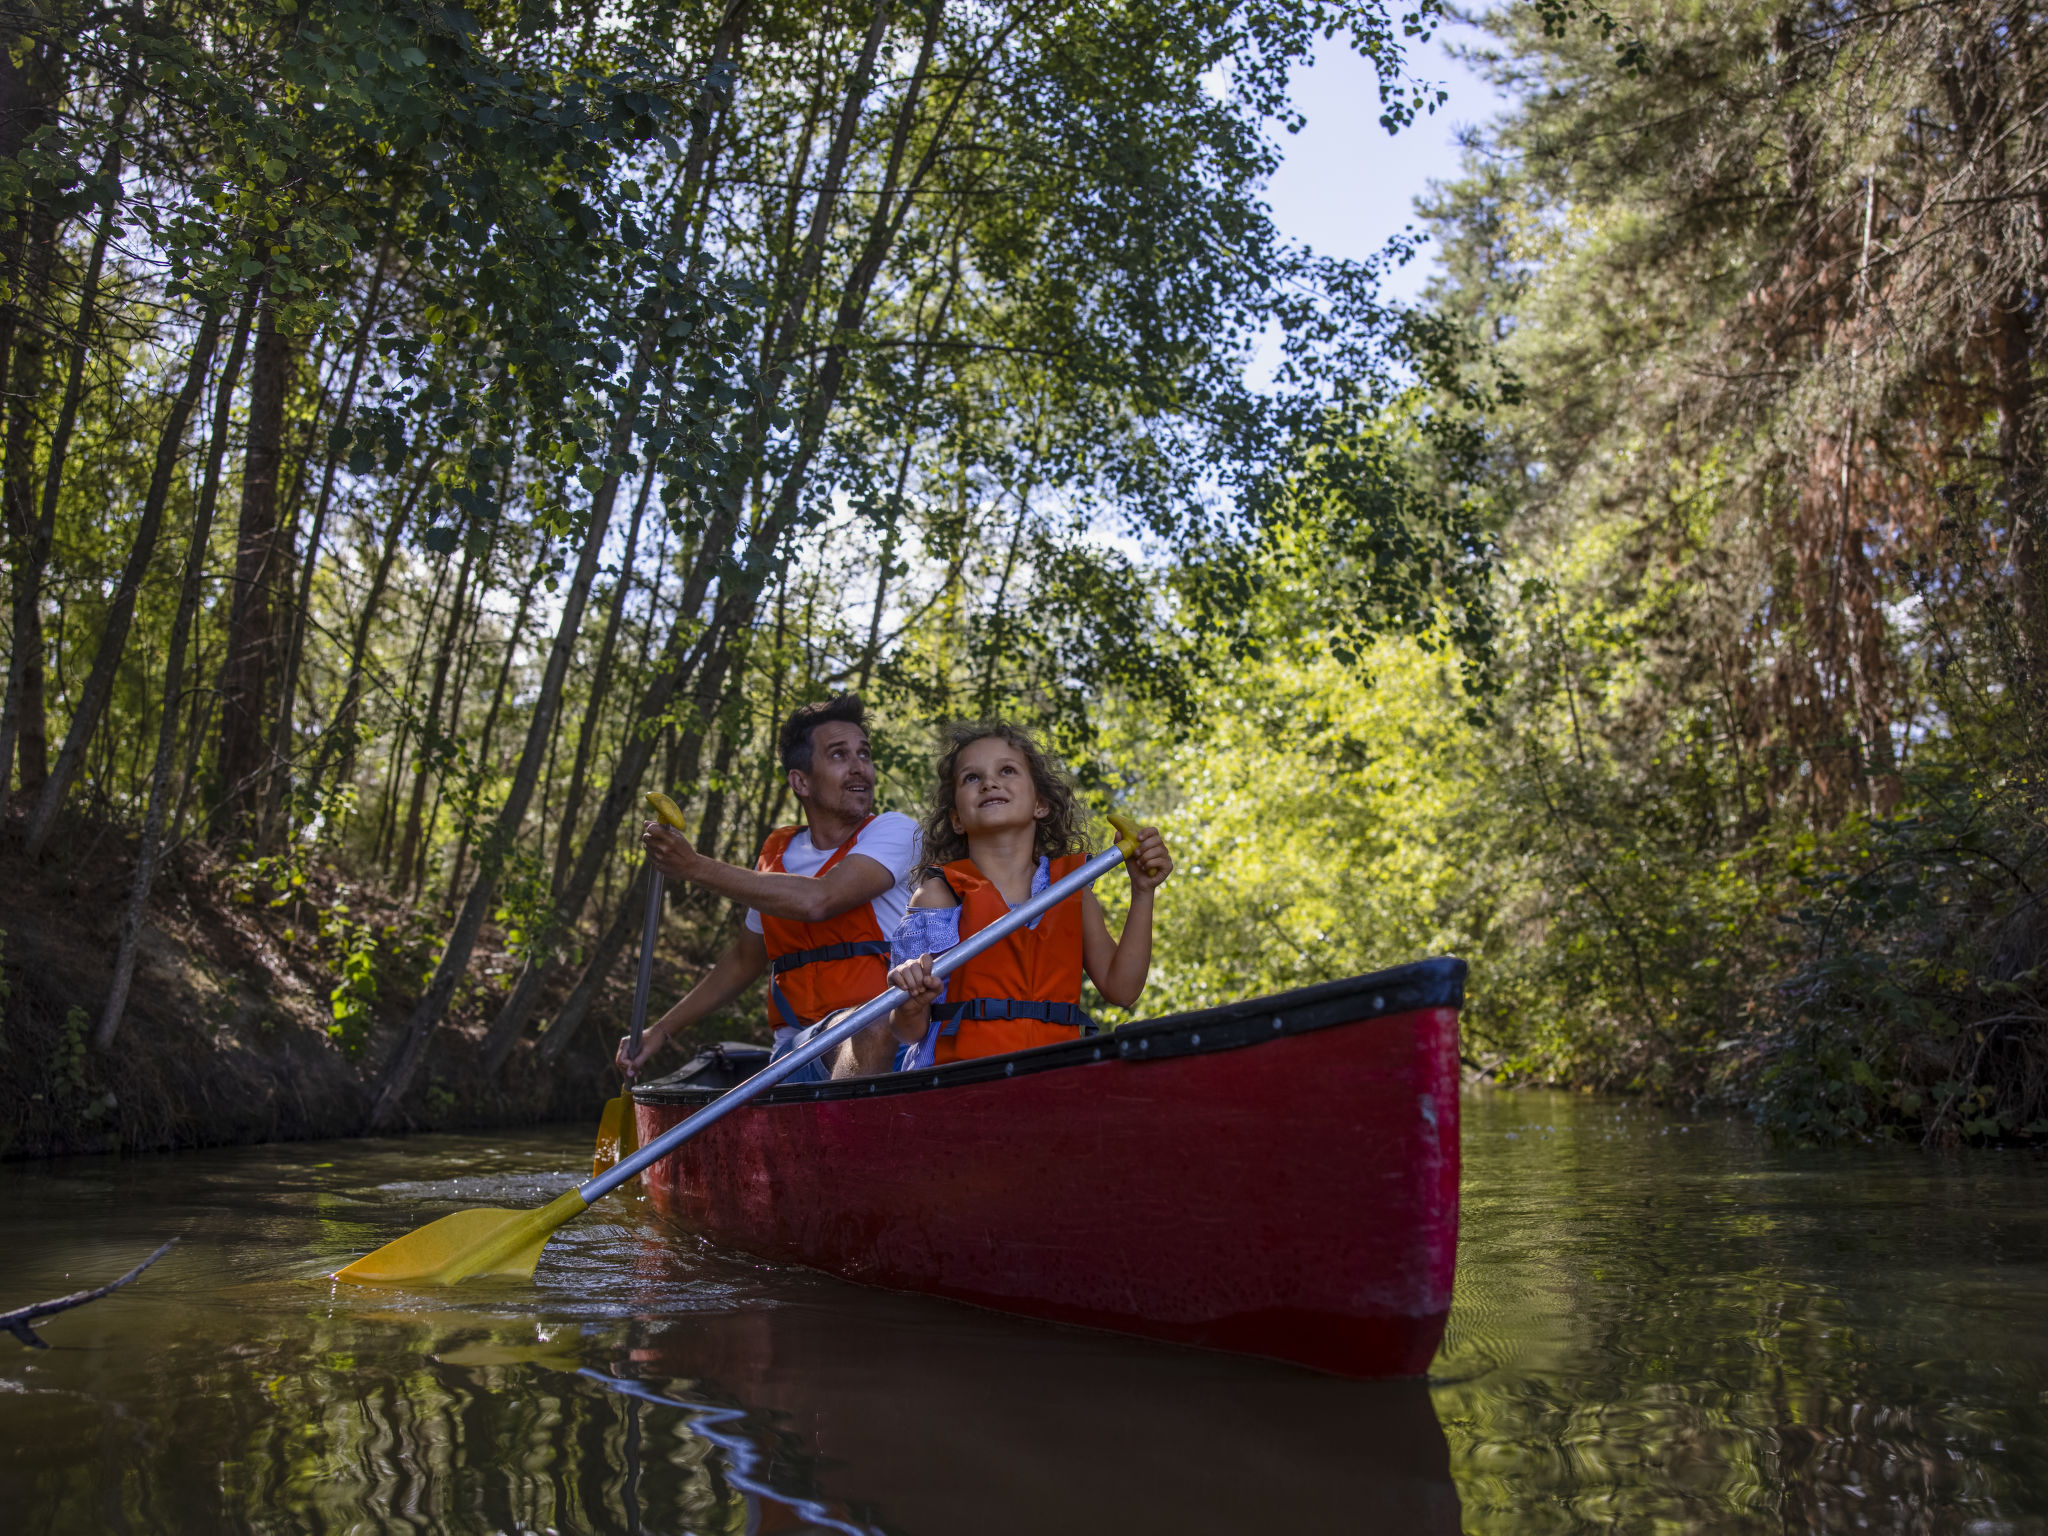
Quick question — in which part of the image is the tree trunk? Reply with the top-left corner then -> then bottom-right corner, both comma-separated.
0,196 -> 58,797
410,9 -> 755,1101
552,457 -> 654,894
445,552 -> 542,903
373,558 -> 450,869
0,40 -> 63,779
15,113 -> 129,723
417,587 -> 487,899
475,516 -> 743,1077
395,534 -> 478,889
94,323 -> 242,1049
368,356 -> 660,1123
534,862 -> 653,1064
307,460 -> 430,806
212,287 -> 294,844
264,248 -> 390,840
22,281 -> 249,860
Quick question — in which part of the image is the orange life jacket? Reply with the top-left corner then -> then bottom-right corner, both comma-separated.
928,853 -> 1093,1064
756,818 -> 888,1033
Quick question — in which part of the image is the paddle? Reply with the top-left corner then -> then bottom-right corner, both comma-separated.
591,790 -> 688,1177
333,813 -> 1144,1287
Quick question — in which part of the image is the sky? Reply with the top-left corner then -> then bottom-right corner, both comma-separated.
1258,21 -> 1509,303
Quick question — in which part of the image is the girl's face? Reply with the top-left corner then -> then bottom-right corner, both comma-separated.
949,736 -> 1047,837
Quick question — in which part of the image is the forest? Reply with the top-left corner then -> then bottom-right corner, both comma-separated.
0,0 -> 2042,1152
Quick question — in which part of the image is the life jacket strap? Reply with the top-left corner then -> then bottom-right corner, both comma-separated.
768,980 -> 805,1033
769,939 -> 891,976
931,998 -> 1097,1036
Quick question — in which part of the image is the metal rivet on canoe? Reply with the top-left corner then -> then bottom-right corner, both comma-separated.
1005,1062 -> 1015,1076
1140,1038 -> 1150,1051
1373,995 -> 1384,1011
1092,1048 -> 1102,1060
1191,1033 -> 1200,1045
932,1075 -> 941,1086
1120,1040 -> 1130,1054
1273,1016 -> 1283,1030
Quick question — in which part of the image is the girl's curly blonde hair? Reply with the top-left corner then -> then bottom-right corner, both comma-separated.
918,722 -> 1092,873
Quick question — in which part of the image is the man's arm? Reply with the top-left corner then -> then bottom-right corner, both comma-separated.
640,823 -> 893,922
616,927 -> 768,1077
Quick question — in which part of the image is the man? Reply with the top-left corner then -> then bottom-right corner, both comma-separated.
615,694 -> 919,1083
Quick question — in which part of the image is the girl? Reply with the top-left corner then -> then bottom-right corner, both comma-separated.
885,723 -> 1173,1068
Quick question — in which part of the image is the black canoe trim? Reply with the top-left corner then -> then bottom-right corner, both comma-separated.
632,956 -> 1465,1108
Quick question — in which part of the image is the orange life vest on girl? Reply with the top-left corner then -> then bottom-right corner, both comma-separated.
756,818 -> 888,1035
928,853 -> 1094,1064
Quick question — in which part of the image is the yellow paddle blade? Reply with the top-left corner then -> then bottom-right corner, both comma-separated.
645,790 -> 687,829
617,1088 -> 640,1162
591,1089 -> 641,1178
332,1187 -> 589,1287
592,1092 -> 627,1178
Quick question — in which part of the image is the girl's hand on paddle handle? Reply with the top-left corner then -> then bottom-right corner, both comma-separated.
886,952 -> 943,1041
1107,812 -> 1172,895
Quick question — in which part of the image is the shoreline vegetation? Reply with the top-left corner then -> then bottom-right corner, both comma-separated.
3,1 -> 2046,1155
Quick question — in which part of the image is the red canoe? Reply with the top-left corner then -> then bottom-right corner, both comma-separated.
632,957 -> 1463,1379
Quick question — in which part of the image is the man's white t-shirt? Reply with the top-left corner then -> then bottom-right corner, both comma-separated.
744,811 -> 922,938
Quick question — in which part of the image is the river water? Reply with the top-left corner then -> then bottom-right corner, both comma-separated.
2,1088 -> 2045,1534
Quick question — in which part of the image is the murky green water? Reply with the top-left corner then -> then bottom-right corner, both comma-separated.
2,1089 -> 2044,1533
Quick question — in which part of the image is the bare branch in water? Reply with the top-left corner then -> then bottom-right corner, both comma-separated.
2,1240 -> 178,1349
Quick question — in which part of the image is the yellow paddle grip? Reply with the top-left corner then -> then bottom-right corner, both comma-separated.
1107,811 -> 1141,862
645,791 -> 688,830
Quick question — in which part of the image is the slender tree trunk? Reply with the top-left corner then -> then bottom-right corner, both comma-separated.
212,286 -> 294,843
417,590 -> 486,899
373,559 -> 449,869
368,307 -> 681,1121
308,460 -> 430,806
445,553 -> 542,904
476,516 -> 742,1076
0,101 -> 130,800
95,335 -> 241,1049
0,196 -> 58,796
395,534 -> 477,888
552,457 -> 654,894
22,281 -> 248,859
534,862 -> 653,1064
464,8 -> 758,1088
264,247 -> 390,839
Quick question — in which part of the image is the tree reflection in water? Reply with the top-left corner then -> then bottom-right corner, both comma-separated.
4,1105 -> 2044,1533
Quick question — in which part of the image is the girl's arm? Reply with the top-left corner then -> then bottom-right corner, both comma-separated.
886,875 -> 961,1043
1082,827 -> 1173,1008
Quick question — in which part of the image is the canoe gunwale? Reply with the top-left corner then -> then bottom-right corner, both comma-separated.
632,955 -> 1465,1108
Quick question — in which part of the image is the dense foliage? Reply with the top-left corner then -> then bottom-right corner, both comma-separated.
0,0 -> 1476,1124
1114,0 -> 2048,1144
7,0 -> 2043,1146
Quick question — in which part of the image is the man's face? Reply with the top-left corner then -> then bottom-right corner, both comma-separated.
791,721 -> 874,820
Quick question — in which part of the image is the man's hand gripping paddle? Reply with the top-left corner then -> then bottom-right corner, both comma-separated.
332,812 -> 1146,1287
591,791 -> 689,1178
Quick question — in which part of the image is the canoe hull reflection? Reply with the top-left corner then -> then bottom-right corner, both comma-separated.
632,959 -> 1463,1379
626,1289 -> 1463,1534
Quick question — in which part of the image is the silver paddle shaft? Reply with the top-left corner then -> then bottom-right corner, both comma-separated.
585,842 -> 1129,1200
626,867 -> 665,1058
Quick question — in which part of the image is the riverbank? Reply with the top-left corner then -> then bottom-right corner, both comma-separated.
0,809 -> 744,1159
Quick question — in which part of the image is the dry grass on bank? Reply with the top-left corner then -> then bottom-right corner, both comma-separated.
0,809 -> 756,1159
